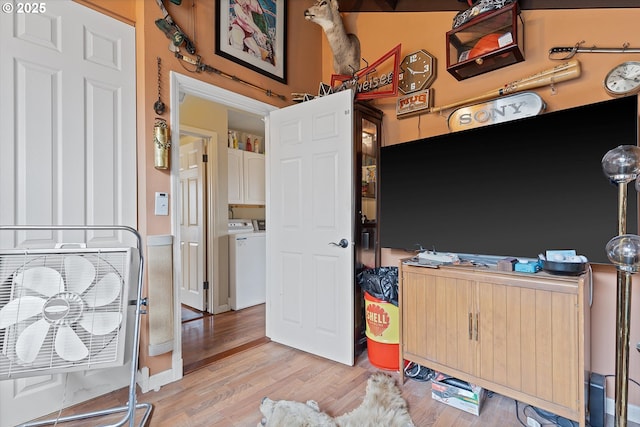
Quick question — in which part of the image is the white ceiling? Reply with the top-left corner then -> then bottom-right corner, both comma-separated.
228,108 -> 265,137
181,93 -> 265,137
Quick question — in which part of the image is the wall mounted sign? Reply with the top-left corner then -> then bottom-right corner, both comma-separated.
447,91 -> 545,131
299,45 -> 400,102
330,44 -> 401,101
396,89 -> 433,119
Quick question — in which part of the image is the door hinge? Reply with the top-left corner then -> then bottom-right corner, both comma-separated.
202,154 -> 208,162
203,281 -> 209,290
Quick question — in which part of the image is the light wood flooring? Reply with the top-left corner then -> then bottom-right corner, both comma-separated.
29,305 -> 624,426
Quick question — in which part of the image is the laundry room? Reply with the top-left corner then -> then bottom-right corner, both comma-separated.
178,91 -> 267,314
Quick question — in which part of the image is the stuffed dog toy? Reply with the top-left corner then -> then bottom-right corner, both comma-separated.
258,372 -> 414,427
257,397 -> 336,427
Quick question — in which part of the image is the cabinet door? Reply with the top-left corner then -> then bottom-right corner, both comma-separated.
228,148 -> 243,204
243,151 -> 265,205
353,102 -> 383,356
476,281 -> 579,413
402,270 -> 475,375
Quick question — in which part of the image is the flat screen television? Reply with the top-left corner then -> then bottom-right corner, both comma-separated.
379,95 -> 639,264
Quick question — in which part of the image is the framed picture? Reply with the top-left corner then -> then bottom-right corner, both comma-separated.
215,0 -> 287,83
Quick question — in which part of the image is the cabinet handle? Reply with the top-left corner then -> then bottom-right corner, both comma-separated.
474,313 -> 479,341
468,312 -> 472,340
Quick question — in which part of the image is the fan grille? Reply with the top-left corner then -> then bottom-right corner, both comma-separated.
0,248 -> 135,379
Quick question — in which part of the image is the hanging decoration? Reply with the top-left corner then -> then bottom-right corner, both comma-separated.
331,44 -> 400,100
155,0 -> 196,55
154,57 -> 166,115
153,118 -> 171,170
170,45 -> 286,101
298,44 -> 400,102
452,0 -> 515,29
154,0 -> 286,101
549,40 -> 640,60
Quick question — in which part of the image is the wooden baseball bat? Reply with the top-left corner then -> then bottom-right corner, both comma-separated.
429,59 -> 581,114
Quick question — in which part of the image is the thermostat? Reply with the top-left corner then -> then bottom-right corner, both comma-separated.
155,192 -> 169,216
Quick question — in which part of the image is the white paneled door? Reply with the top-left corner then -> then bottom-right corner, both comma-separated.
267,90 -> 355,365
179,138 -> 207,311
0,1 -> 136,426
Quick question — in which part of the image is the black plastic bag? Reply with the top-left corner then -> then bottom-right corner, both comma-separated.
357,267 -> 399,306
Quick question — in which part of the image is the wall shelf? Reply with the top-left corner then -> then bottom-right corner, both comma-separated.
446,3 -> 524,80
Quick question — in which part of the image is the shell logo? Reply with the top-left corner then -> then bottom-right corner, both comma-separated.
366,304 -> 390,337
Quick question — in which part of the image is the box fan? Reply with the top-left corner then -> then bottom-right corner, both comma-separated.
0,225 -> 152,427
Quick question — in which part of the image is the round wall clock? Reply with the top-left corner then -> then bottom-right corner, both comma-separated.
604,61 -> 640,97
399,50 -> 437,95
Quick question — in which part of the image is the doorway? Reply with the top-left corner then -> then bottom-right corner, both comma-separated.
177,123 -> 266,374
170,72 -> 277,379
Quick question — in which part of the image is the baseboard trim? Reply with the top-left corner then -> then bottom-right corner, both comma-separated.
606,398 -> 640,424
137,363 -> 183,393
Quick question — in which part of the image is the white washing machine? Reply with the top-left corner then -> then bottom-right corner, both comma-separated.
228,219 -> 266,310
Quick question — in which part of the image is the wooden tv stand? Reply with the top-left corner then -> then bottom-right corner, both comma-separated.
399,261 -> 590,426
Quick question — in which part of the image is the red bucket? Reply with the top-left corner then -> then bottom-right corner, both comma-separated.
364,292 -> 399,370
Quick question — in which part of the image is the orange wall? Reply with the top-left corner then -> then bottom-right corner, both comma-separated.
80,0 -> 640,405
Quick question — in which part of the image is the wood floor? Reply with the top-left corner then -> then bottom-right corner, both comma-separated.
181,304 -> 267,374
28,303 -> 586,427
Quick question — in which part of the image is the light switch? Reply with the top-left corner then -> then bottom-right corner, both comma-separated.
155,192 -> 169,215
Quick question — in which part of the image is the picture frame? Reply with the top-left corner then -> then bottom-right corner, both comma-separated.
215,0 -> 287,84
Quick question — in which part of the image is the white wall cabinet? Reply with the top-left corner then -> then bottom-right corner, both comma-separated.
228,148 -> 265,205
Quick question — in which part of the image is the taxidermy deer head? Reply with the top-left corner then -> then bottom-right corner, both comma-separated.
304,0 -> 361,75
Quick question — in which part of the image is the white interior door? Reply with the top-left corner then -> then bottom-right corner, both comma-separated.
179,138 -> 206,311
0,2 -> 136,426
267,90 -> 355,365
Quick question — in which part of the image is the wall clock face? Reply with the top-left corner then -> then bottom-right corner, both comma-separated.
604,61 -> 640,97
399,50 -> 437,95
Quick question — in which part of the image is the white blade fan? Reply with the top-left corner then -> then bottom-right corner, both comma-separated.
0,249 -> 134,378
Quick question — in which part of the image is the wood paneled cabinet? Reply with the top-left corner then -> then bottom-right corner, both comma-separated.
400,263 -> 590,426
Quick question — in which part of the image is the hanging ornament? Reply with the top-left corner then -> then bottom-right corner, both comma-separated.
154,57 -> 166,115
153,118 -> 170,169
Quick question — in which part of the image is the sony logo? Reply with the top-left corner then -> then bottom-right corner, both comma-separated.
457,102 -> 526,125
448,92 -> 546,131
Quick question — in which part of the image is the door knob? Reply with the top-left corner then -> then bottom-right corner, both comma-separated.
329,238 -> 349,248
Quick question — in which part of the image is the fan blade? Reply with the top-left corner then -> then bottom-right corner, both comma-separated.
0,296 -> 46,329
55,325 -> 89,361
14,267 -> 63,297
16,318 -> 50,363
84,272 -> 121,307
79,311 -> 122,335
64,256 -> 96,294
